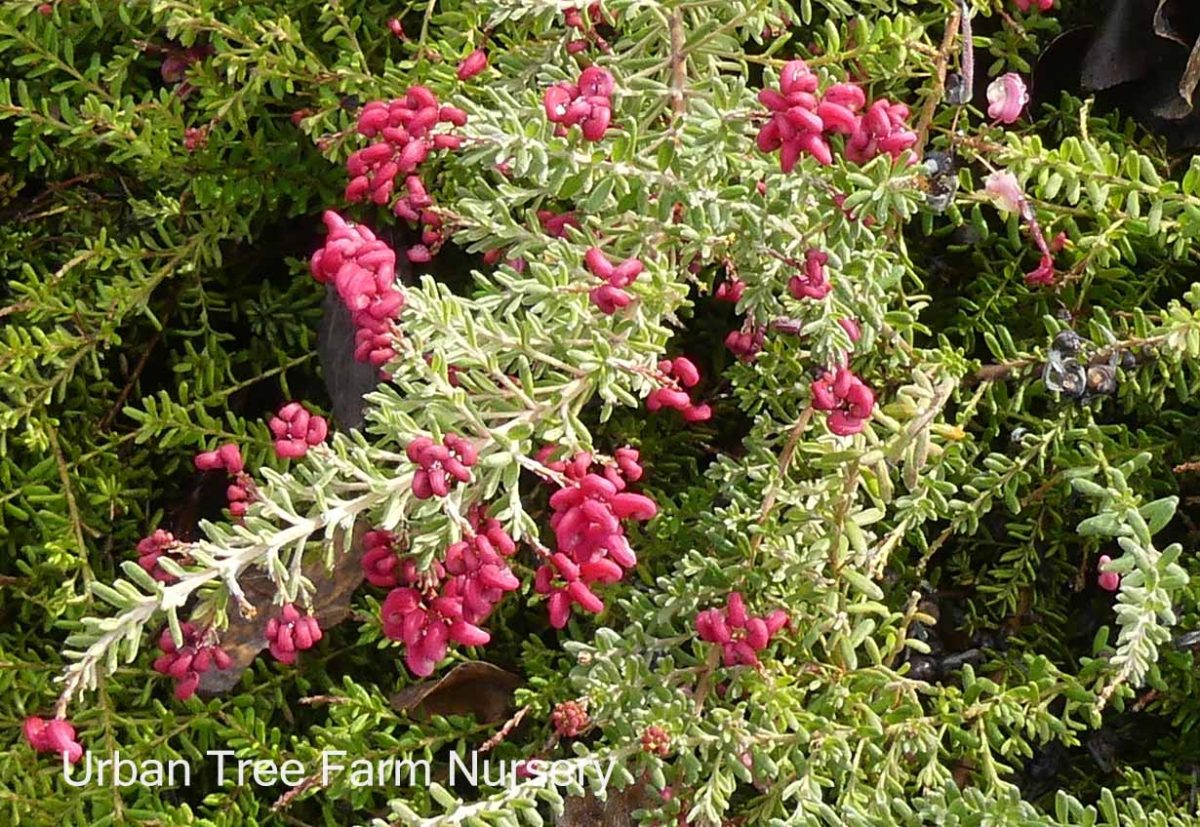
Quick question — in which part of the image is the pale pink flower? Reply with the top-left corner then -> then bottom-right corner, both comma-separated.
987,73 -> 1028,124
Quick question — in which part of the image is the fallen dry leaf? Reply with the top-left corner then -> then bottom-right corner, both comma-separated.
389,661 -> 522,724
557,780 -> 656,827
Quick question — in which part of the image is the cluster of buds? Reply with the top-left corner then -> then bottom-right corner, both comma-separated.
310,210 -> 405,368
544,66 -> 615,142
362,529 -> 403,588
647,357 -> 712,422
266,604 -> 323,665
183,126 -> 207,152
564,3 -> 610,53
810,366 -> 875,436
136,528 -> 188,583
584,246 -> 643,314
788,249 -> 832,300
715,276 -> 745,303
23,717 -> 83,764
457,49 -> 488,81
641,725 -> 671,757
153,623 -> 233,700
538,209 -> 581,239
534,451 -> 656,628
550,700 -> 590,738
381,510 -> 520,676
346,88 -> 467,263
1098,555 -> 1121,592
194,443 -> 253,517
756,60 -> 915,170
725,326 -> 765,362
268,401 -> 328,459
406,434 -> 477,499
695,592 -> 789,668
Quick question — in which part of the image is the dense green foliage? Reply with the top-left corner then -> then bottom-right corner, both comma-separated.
5,0 -> 1200,825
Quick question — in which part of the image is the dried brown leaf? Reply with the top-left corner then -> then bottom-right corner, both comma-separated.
556,781 -> 656,827
389,661 -> 521,724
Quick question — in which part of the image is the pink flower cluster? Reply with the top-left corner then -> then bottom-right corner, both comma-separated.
695,592 -> 789,668
346,88 -> 467,263
266,604 -> 323,665
407,434 -> 477,499
715,277 -> 745,303
756,60 -> 915,170
584,246 -> 643,314
23,717 -> 83,764
538,209 -> 581,238
380,511 -> 520,676
1014,0 -> 1053,11
533,450 -> 656,628
811,366 -> 875,436
362,529 -> 403,588
725,326 -> 765,362
137,528 -> 184,582
153,623 -> 233,700
544,66 -> 615,141
268,401 -> 328,459
550,700 -> 590,737
647,357 -> 712,422
194,443 -> 252,517
788,249 -> 832,300
310,210 -> 405,368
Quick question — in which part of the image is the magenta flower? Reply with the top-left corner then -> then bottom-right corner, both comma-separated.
986,73 -> 1028,124
1097,555 -> 1121,592
269,402 -> 328,459
533,454 -> 657,628
362,530 -> 402,588
266,604 -> 323,665
24,716 -> 83,764
695,592 -> 789,668
153,622 -> 233,700
715,277 -> 746,303
788,249 -> 832,300
725,327 -> 765,362
543,67 -> 615,142
406,434 -> 477,499
380,511 -> 518,676
647,357 -> 712,422
137,529 -> 182,583
1014,0 -> 1053,11
584,246 -> 643,314
810,366 -> 875,436
456,49 -> 488,81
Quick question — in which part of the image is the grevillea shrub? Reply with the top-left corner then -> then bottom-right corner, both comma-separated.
8,1 -> 1200,825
